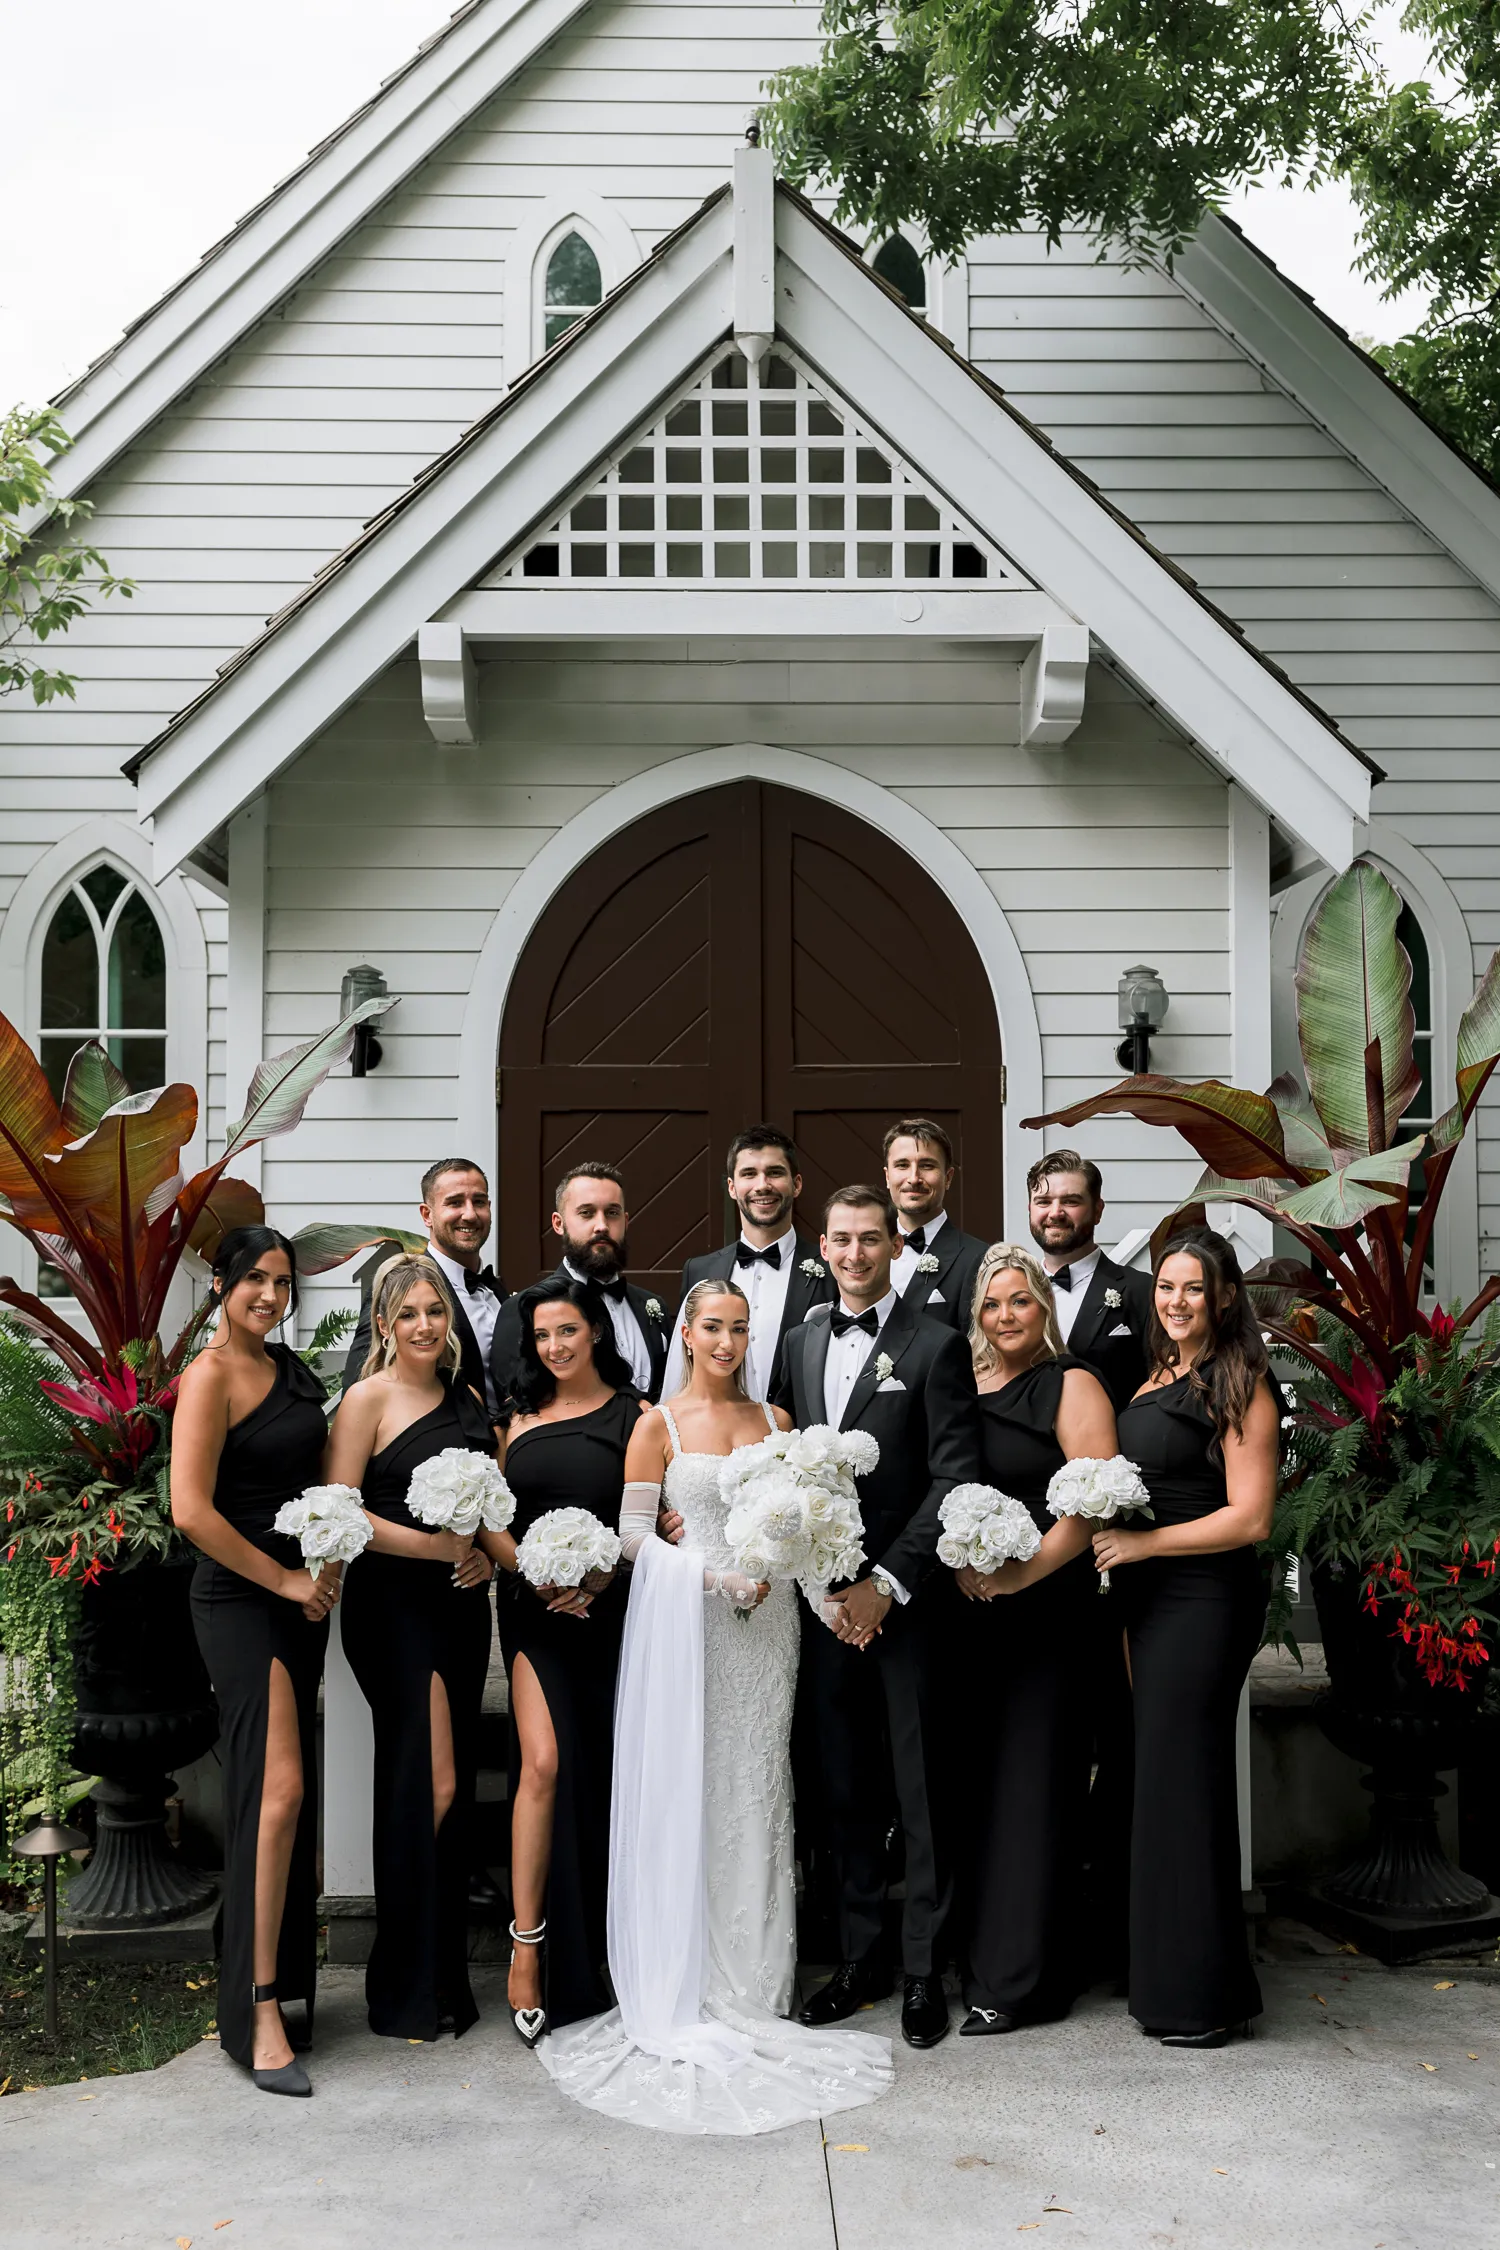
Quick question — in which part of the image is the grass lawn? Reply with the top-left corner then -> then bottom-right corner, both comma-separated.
0,1927 -> 218,2094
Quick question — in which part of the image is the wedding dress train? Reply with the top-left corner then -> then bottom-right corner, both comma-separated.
536,1410 -> 893,2135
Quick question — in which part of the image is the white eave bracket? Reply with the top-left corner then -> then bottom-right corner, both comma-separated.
418,621 -> 477,744
1020,623 -> 1090,747
734,141 -> 775,366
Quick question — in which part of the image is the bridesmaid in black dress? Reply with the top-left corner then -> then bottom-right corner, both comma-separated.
1096,1227 -> 1278,2047
482,1273 -> 641,2046
173,1226 -> 337,2097
325,1254 -> 498,2040
950,1244 -> 1118,2036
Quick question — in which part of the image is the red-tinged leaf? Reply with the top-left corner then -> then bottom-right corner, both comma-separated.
288,1222 -> 425,1276
1428,948 -> 1500,1154
0,1010 -> 70,1228
1276,1138 -> 1427,1230
0,1280 -> 106,1380
43,1088 -> 198,1332
1022,1075 -> 1297,1183
221,1000 -> 393,1164
1296,860 -> 1420,1157
1269,1073 -> 1338,1175
184,1173 -> 264,1259
59,1042 -> 132,1139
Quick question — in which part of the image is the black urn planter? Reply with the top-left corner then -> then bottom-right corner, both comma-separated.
1301,1565 -> 1500,1959
66,1558 -> 219,1928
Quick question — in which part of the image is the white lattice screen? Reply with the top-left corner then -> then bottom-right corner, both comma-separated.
487,345 -> 1028,590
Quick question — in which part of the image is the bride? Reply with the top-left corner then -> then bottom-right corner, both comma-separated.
536,1278 -> 893,2135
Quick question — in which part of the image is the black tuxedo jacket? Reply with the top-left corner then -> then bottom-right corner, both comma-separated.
341,1250 -> 502,1402
896,1219 -> 989,1335
772,1289 -> 983,1597
490,1261 -> 670,1408
1060,1251 -> 1153,1413
676,1232 -> 836,1398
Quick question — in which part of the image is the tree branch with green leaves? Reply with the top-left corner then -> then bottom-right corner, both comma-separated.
1,406 -> 134,705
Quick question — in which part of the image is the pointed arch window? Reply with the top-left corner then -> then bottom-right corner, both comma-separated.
871,235 -> 927,312
38,866 -> 167,1102
543,231 -> 603,349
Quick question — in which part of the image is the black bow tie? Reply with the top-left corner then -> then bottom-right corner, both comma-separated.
463,1266 -> 500,1296
1052,1264 -> 1075,1292
830,1306 -> 879,1339
902,1227 -> 927,1255
595,1275 -> 628,1302
736,1241 -> 782,1269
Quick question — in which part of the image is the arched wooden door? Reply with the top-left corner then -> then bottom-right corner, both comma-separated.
497,782 -> 1004,1299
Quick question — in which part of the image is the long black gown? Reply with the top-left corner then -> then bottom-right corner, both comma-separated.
188,1344 -> 330,2069
338,1377 -> 496,2039
958,1356 -> 1099,2020
495,1388 -> 635,2028
1114,1373 -> 1266,2034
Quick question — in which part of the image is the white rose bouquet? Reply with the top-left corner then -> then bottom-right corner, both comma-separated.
935,1484 -> 1042,1576
515,1506 -> 623,1589
719,1423 -> 875,1598
273,1483 -> 372,1580
1045,1455 -> 1153,1589
404,1448 -> 516,1538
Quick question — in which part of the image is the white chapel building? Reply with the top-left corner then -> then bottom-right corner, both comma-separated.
5,0 -> 1496,1336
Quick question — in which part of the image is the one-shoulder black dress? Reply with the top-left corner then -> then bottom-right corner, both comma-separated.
1114,1375 -> 1266,2035
495,1388 -> 636,2028
958,1357 -> 1101,2021
188,1344 -> 330,2069
338,1377 -> 496,2039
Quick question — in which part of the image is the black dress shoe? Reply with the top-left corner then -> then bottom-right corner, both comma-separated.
901,1974 -> 950,2048
467,1870 -> 505,1915
1158,2021 -> 1251,2050
797,1960 -> 893,2027
959,2005 -> 1017,2037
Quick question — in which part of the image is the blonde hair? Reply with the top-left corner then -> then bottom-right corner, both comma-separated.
968,1242 -> 1064,1381
679,1277 -> 752,1397
360,1253 -> 463,1382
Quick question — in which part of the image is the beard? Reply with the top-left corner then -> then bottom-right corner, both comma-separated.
565,1230 -> 627,1283
734,1185 -> 795,1234
1029,1212 -> 1095,1259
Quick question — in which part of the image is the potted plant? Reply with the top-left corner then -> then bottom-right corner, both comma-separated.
0,1002 -> 418,1925
1025,858 -> 1500,1949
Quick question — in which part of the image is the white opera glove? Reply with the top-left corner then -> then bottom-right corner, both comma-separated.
619,1482 -> 662,1565
705,1567 -> 765,1607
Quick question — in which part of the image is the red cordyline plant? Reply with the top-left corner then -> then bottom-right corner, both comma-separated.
1025,858 -> 1500,1686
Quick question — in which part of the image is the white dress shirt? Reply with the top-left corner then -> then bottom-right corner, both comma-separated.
891,1209 -> 948,1298
821,1289 -> 908,1604
661,1225 -> 797,1401
1046,1245 -> 1101,1344
426,1241 -> 500,1416
563,1258 -> 653,1391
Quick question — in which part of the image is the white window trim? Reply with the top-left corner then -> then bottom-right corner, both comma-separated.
503,193 -> 642,387
860,224 -> 969,357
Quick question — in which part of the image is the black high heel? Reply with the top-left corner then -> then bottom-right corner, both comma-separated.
1158,2021 -> 1252,2050
250,1981 -> 312,2096
508,1919 -> 548,2049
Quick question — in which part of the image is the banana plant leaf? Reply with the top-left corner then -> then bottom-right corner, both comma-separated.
185,1173 -> 265,1256
220,998 -> 392,1164
59,1043 -> 131,1139
1275,1137 -> 1427,1229
1295,860 -> 1420,1157
1022,1075 -> 1303,1183
1428,949 -> 1500,1156
0,1013 -> 73,1231
0,1280 -> 106,1379
287,1223 -> 426,1276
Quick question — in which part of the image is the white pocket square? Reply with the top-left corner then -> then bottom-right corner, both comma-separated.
927,1289 -> 945,1304
876,1377 -> 907,1393
1108,1322 -> 1133,1336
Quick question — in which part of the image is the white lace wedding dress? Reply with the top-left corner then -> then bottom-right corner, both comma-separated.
536,1406 -> 893,2135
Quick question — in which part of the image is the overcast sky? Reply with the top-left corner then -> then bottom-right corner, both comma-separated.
5,1 -> 1435,410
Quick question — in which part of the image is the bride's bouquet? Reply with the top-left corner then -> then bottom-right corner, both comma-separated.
936,1484 -> 1042,1575
719,1423 -> 874,1596
1046,1456 -> 1153,1590
405,1448 -> 516,1538
273,1483 -> 372,1580
514,1507 -> 622,1589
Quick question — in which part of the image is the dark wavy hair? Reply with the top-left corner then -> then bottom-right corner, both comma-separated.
210,1225 -> 299,1326
507,1272 -> 635,1415
1147,1225 -> 1268,1450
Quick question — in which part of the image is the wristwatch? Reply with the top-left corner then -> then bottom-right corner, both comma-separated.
871,1571 -> 897,1604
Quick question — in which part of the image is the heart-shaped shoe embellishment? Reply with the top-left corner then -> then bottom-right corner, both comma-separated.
515,2007 -> 546,2043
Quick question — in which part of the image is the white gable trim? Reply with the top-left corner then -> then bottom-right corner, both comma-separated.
453,743 -> 1046,1241
1176,217 -> 1500,607
41,0 -> 594,512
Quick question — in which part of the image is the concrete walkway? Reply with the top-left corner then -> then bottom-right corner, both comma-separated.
4,1935 -> 1497,2249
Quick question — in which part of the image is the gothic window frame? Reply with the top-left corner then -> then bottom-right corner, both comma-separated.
503,195 -> 643,386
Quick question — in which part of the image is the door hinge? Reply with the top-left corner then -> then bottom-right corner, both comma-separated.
1000,1063 -> 1008,1105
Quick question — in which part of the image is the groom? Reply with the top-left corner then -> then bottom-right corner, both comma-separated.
774,1185 -> 982,2049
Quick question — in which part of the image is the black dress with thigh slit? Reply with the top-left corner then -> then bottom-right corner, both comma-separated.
494,1389 -> 635,2028
958,1357 -> 1098,2021
338,1377 -> 497,2039
189,1344 -> 330,2069
1113,1374 -> 1267,2035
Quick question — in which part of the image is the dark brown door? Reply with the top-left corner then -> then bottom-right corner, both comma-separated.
498,782 -> 1003,1300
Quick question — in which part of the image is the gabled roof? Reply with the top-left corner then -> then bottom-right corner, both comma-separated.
128,173 -> 1373,880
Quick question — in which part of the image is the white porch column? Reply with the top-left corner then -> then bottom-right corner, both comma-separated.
322,1604 -> 375,1896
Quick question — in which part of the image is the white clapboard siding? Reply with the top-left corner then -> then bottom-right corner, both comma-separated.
258,646 -> 1228,1337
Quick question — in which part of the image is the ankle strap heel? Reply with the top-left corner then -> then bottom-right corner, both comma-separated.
508,1920 -> 549,2050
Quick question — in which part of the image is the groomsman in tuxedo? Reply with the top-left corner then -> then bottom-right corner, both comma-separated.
490,1162 -> 670,1406
1026,1148 -> 1150,1406
661,1125 -> 835,1400
775,1186 -> 982,2049
342,1156 -> 507,1413
882,1118 -> 989,1334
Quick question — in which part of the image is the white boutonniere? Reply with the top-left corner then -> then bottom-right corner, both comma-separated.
1103,1287 -> 1123,1310
874,1352 -> 895,1382
915,1253 -> 940,1275
645,1297 -> 664,1321
801,1257 -> 825,1278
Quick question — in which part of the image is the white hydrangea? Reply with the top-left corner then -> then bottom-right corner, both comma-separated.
718,1423 -> 874,1594
405,1448 -> 516,1537
935,1483 -> 1042,1574
515,1506 -> 623,1589
1045,1456 -> 1153,1526
273,1483 -> 372,1579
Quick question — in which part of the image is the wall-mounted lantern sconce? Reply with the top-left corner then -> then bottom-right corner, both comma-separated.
1116,963 -> 1169,1074
340,963 -> 391,1077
